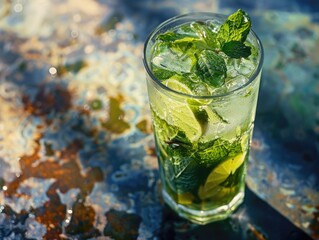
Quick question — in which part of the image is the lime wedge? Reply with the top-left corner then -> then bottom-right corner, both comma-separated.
199,153 -> 245,199
163,76 -> 193,95
163,78 -> 202,142
151,76 -> 202,142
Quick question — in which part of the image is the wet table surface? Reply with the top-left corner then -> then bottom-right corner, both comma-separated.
0,0 -> 318,239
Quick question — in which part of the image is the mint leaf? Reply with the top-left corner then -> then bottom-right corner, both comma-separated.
225,137 -> 243,157
165,131 -> 193,157
156,31 -> 188,42
174,37 -> 208,52
152,109 -> 195,157
217,9 -> 251,47
190,21 -> 218,48
171,40 -> 196,54
196,50 -> 226,87
197,139 -> 229,166
166,156 -> 200,193
222,41 -> 251,59
157,29 -> 207,51
151,63 -> 175,80
197,138 -> 243,167
161,132 -> 200,193
157,31 -> 179,41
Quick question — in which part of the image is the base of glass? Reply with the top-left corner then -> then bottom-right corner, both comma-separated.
162,190 -> 244,225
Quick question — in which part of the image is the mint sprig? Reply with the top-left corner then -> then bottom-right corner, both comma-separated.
151,9 -> 254,88
217,9 -> 251,46
217,9 -> 252,59
194,9 -> 253,87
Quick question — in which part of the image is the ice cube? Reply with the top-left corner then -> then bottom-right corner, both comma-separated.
225,75 -> 248,91
192,83 -> 211,96
236,58 -> 256,76
210,85 -> 228,95
151,44 -> 196,75
227,67 -> 238,78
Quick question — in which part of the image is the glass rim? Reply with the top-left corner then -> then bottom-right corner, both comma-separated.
143,11 -> 264,100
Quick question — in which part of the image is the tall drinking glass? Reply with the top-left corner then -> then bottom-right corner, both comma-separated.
143,12 -> 263,224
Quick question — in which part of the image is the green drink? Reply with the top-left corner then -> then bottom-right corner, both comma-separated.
143,10 -> 263,224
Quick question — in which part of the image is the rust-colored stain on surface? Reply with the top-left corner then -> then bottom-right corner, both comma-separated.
4,136 -> 103,238
22,85 -> 72,116
34,187 -> 67,239
65,201 -> 100,238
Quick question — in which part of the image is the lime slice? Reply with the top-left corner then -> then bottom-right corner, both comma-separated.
199,153 -> 245,199
151,77 -> 202,142
163,76 -> 193,95
164,75 -> 213,104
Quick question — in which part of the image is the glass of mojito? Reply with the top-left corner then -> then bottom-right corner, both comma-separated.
143,10 -> 263,224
